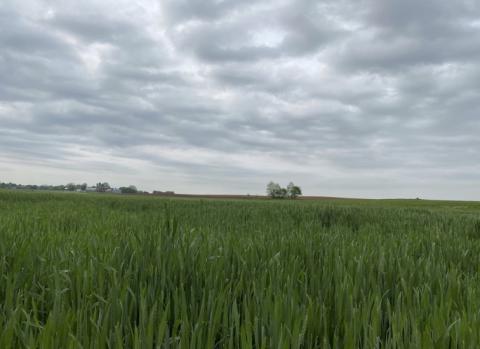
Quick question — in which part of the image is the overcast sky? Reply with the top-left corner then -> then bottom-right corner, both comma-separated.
1,0 -> 479,199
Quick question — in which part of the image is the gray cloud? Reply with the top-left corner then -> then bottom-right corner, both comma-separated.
332,0 -> 480,71
166,2 -> 342,63
0,0 -> 479,199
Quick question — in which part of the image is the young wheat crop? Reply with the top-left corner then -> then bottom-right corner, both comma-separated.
0,191 -> 480,348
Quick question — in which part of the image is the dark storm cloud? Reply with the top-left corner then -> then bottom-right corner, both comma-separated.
1,0 -> 479,198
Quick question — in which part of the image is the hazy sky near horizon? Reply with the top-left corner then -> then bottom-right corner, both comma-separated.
1,0 -> 479,199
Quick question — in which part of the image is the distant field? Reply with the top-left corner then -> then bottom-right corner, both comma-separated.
1,190 -> 480,348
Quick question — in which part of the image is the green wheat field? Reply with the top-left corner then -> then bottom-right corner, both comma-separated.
1,190 -> 480,348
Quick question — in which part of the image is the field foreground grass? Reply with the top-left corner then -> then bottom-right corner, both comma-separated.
1,191 -> 480,348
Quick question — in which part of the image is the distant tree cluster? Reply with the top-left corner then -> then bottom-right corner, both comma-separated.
266,182 -> 302,199
95,182 -> 111,192
119,185 -> 138,194
65,183 -> 88,191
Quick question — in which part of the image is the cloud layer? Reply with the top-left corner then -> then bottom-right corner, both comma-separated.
1,0 -> 479,198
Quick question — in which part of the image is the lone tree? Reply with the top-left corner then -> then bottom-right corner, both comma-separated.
287,182 -> 302,199
266,181 -> 284,199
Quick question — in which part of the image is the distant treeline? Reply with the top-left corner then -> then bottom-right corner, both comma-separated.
0,182 -> 75,191
0,182 -> 111,192
0,181 -> 169,195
